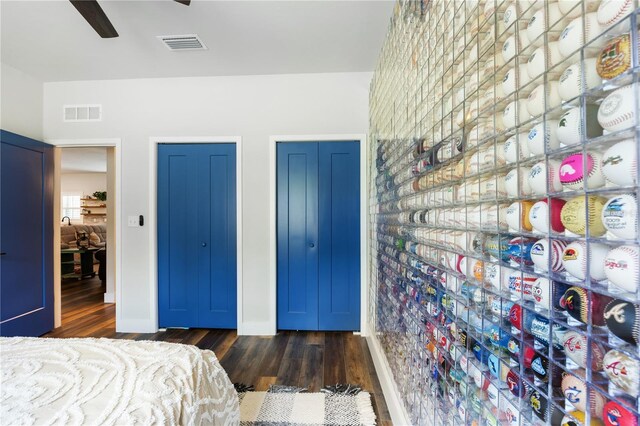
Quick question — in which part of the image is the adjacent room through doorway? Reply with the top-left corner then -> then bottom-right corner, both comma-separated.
56,146 -> 116,332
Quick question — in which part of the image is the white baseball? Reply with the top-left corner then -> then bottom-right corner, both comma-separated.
559,0 -> 602,19
562,240 -> 610,281
531,238 -> 567,272
503,3 -> 520,33
503,99 -> 530,128
558,13 -> 606,58
526,3 -> 566,46
529,200 -> 550,234
505,167 -> 533,197
556,106 -> 602,146
483,54 -> 506,76
504,133 -> 531,163
506,201 -> 526,231
527,120 -> 560,155
602,139 -> 638,187
485,262 -> 504,289
597,0 -> 634,33
527,42 -> 563,80
604,245 -> 640,292
502,66 -> 531,96
527,81 -> 561,116
597,84 -> 637,132
602,193 -> 639,239
502,35 -> 518,63
529,159 -> 563,194
558,58 -> 602,101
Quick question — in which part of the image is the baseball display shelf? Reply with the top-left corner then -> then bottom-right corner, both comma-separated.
368,1 -> 639,425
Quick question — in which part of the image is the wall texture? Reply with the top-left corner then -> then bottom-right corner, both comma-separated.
1,63 -> 43,140
43,71 -> 372,332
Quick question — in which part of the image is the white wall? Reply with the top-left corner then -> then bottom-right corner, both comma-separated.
43,72 -> 372,333
1,63 -> 43,140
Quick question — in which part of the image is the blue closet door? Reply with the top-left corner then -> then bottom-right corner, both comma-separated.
277,143 -> 319,330
318,142 -> 360,330
197,145 -> 237,328
0,130 -> 54,337
158,143 -> 236,329
277,141 -> 360,331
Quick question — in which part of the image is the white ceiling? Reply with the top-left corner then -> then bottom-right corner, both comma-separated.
61,147 -> 107,173
0,0 -> 394,82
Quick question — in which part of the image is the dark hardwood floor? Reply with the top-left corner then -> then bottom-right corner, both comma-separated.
46,276 -> 392,425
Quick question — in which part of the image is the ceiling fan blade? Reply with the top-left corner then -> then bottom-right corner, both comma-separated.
174,0 -> 191,5
69,0 -> 118,38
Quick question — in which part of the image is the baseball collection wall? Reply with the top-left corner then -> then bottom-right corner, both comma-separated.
368,1 -> 639,425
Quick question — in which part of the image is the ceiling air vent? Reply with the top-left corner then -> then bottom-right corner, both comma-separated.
63,105 -> 102,122
158,34 -> 207,51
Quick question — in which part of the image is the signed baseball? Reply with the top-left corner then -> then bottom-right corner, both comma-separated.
505,200 -> 534,232
562,330 -> 605,370
598,84 -> 637,132
528,42 -> 563,79
602,194 -> 638,239
529,159 -> 563,194
558,58 -> 601,101
505,166 -> 532,197
604,245 -> 640,293
504,132 -> 531,163
527,81 -> 561,117
561,369 -> 606,417
530,238 -> 566,272
561,195 -> 608,236
530,198 -> 567,233
562,240 -> 610,281
602,139 -> 638,187
527,120 -> 560,155
603,349 -> 640,397
556,105 -> 603,146
503,99 -> 530,129
558,13 -> 606,58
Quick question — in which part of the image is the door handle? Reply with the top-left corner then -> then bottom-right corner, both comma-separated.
201,242 -> 207,247
309,243 -> 315,248
0,252 -> 6,256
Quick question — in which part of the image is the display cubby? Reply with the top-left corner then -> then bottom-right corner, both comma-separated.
368,1 -> 639,425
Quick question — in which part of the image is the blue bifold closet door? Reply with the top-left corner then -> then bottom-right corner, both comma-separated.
158,143 -> 236,329
277,141 -> 360,331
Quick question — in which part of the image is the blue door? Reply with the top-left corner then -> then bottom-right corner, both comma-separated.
277,141 -> 360,331
0,130 -> 54,337
158,143 -> 236,329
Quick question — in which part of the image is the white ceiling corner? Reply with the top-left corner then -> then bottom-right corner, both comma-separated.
0,0 -> 394,82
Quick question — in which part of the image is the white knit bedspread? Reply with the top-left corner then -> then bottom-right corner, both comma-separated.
0,337 -> 239,425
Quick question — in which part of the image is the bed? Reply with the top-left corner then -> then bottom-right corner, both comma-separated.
0,337 -> 240,425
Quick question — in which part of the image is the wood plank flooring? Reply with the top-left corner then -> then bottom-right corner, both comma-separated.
46,276 -> 392,425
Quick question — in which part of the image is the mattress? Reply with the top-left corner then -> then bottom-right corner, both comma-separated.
0,337 -> 239,425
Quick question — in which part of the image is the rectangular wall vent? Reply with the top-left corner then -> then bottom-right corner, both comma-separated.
158,34 -> 207,51
63,105 -> 102,122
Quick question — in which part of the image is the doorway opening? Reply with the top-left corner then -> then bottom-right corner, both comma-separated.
52,142 -> 119,332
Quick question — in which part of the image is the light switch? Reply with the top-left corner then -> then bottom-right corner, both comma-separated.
127,216 -> 138,227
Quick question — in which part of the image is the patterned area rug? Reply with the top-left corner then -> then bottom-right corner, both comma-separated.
237,384 -> 376,425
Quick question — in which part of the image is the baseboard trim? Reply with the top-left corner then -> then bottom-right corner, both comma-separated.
116,318 -> 157,333
240,321 -> 276,336
103,292 -> 115,304
366,333 -> 411,425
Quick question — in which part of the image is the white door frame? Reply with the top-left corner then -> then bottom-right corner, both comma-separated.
149,137 -> 243,334
269,134 -> 368,336
46,138 -> 122,329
